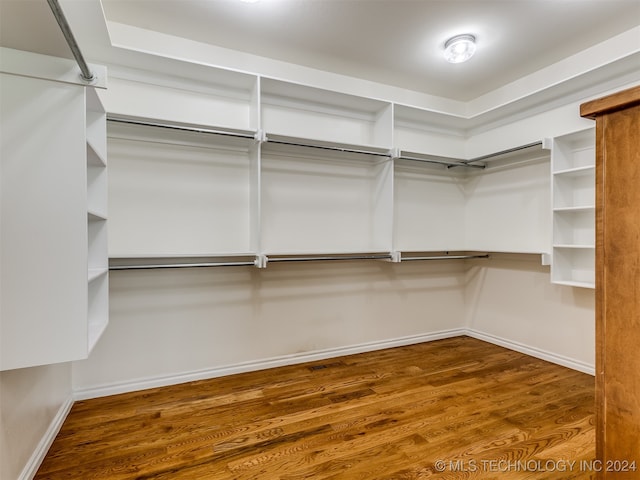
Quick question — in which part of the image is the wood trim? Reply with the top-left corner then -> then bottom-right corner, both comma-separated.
583,88 -> 640,479
580,85 -> 640,119
593,116 -> 605,477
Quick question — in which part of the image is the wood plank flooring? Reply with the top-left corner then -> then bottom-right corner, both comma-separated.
36,337 -> 595,479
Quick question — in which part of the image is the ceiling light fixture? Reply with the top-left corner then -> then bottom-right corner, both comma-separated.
443,34 -> 476,64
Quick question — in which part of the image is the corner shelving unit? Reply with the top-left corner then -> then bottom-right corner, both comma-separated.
550,128 -> 595,288
86,87 -> 109,352
102,68 -> 556,272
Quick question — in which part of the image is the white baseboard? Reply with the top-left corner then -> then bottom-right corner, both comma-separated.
74,328 -> 466,400
466,328 -> 595,375
19,395 -> 74,480
75,327 -> 594,401
74,327 -> 595,400
20,329 -> 594,480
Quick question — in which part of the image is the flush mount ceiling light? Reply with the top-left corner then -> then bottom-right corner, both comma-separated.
443,34 -> 476,64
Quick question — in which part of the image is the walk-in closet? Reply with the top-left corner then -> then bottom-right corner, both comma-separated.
1,1 -> 639,478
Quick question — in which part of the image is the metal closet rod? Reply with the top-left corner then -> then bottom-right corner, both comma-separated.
106,117 -> 539,169
461,141 -> 544,165
398,154 -> 485,169
401,254 -> 490,261
267,254 -> 393,263
265,138 -> 392,159
109,261 -> 256,271
108,253 -> 489,270
107,116 -> 256,140
46,0 -> 95,82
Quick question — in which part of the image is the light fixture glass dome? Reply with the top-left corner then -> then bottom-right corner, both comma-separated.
443,34 -> 476,64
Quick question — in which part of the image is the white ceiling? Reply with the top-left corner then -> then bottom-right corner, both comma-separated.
1,0 -> 640,102
100,0 -> 640,101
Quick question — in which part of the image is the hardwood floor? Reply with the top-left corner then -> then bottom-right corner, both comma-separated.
36,337 -> 595,479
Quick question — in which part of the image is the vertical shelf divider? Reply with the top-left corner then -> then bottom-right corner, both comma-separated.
85,85 -> 109,354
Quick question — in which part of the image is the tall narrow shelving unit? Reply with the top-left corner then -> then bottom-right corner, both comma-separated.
550,128 -> 596,288
86,87 -> 109,351
1,48 -> 109,370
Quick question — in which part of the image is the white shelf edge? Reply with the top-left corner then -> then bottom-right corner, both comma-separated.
552,165 -> 595,176
553,206 -> 595,212
87,139 -> 107,167
552,279 -> 595,289
88,210 -> 108,221
107,114 -> 258,140
264,132 -> 392,155
553,244 -> 595,249
108,252 -> 257,259
87,318 -> 109,355
88,268 -> 108,283
86,85 -> 106,112
261,249 -> 392,257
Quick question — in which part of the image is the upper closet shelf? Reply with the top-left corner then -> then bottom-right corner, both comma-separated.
263,133 -> 394,160
260,77 -> 393,149
397,150 -> 485,170
553,165 -> 595,176
108,251 -> 502,271
87,141 -> 107,167
107,115 -> 258,141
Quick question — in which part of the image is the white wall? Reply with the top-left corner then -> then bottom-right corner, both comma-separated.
465,254 -> 595,373
73,254 -> 596,397
464,158 -> 550,254
0,363 -> 72,480
72,260 -> 467,397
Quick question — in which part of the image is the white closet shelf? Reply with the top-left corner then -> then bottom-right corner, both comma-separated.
264,252 -> 393,265
109,254 -> 259,271
88,210 -> 107,221
397,150 -> 484,170
553,206 -> 595,212
87,140 -> 107,167
263,133 -> 393,159
399,251 -> 490,261
107,115 -> 258,141
554,280 -> 595,289
553,244 -> 595,249
88,319 -> 109,354
109,252 -> 257,259
262,249 -> 392,258
553,165 -> 595,176
88,268 -> 108,282
105,251 -> 529,272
